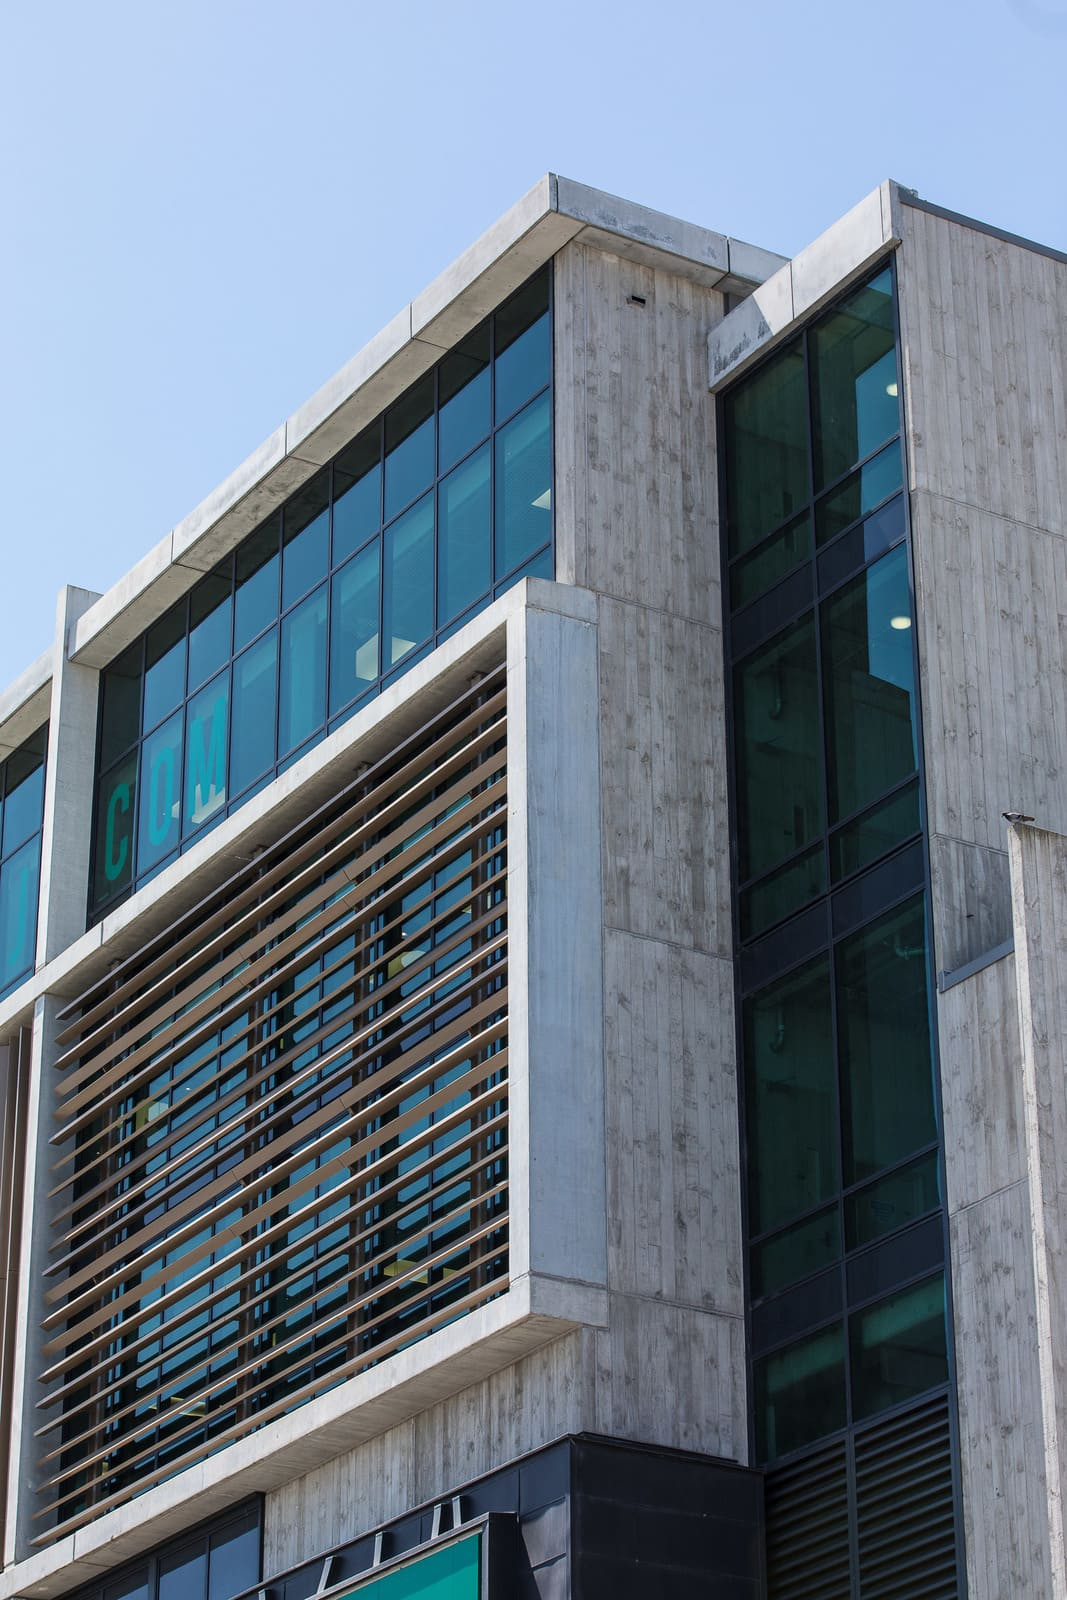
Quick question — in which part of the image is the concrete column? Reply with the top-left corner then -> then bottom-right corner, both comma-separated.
1008,820 -> 1067,1598
36,585 -> 102,966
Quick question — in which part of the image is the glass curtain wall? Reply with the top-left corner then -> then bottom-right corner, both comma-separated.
0,727 -> 47,999
89,271 -> 552,923
722,266 -> 958,1517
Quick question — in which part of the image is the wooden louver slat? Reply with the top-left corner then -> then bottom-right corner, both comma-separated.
36,669 -> 510,1545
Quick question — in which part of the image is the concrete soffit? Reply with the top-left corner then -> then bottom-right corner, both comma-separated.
0,176 -> 781,687
707,180 -> 906,392
0,650 -> 51,760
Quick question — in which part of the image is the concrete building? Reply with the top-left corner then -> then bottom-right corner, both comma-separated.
0,173 -> 1064,1600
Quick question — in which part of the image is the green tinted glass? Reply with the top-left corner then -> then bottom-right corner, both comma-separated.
341,1533 -> 481,1598
724,338 -> 808,557
0,836 -> 41,990
821,543 -> 918,824
830,779 -> 921,883
137,710 -> 183,874
751,1206 -> 841,1299
184,672 -> 229,835
815,439 -> 902,545
740,843 -> 826,939
745,955 -> 837,1235
383,494 -> 434,669
439,444 -> 490,625
731,513 -> 812,610
189,575 -> 232,694
837,894 -> 936,1185
811,267 -> 897,490
846,1151 -> 940,1249
94,753 -> 137,901
279,586 -> 327,756
99,643 -> 143,767
2,740 -> 45,857
495,391 -> 551,577
755,1324 -> 846,1462
230,631 -> 277,796
850,1273 -> 948,1421
330,541 -> 380,715
144,604 -> 187,732
734,615 -> 823,881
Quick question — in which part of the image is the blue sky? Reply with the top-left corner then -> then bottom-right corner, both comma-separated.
1,0 -> 1064,685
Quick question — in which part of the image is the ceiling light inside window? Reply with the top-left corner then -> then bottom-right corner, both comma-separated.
886,381 -> 899,397
890,615 -> 912,630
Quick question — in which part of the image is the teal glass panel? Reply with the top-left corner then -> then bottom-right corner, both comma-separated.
439,325 -> 490,473
330,541 -> 380,715
811,267 -> 898,490
740,843 -> 826,940
846,1150 -> 941,1249
234,518 -> 280,651
99,642 -> 143,766
384,376 -> 434,522
137,710 -> 182,874
495,272 -> 550,422
755,1323 -> 846,1462
341,1532 -> 481,1598
734,615 -> 823,881
744,955 -> 837,1235
502,543 -> 553,587
282,472 -> 330,610
230,631 -> 277,796
279,586 -> 327,756
333,429 -> 381,565
850,1272 -> 948,1421
188,574 -> 232,694
815,439 -> 902,546
1,736 -> 45,856
731,513 -> 812,611
837,893 -> 936,1185
143,604 -> 187,732
750,1206 -> 841,1299
0,835 -> 41,991
822,543 -> 918,825
830,778 -> 921,883
724,338 -> 808,557
94,752 -> 137,902
439,444 -> 490,626
495,391 -> 551,578
184,671 -> 229,835
383,493 -> 433,669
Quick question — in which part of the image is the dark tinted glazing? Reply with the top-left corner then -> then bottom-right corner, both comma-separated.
725,338 -> 807,557
811,267 -> 897,490
735,616 -> 823,881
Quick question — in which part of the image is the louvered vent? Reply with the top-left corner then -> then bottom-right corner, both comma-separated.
37,669 -> 508,1543
855,1395 -> 958,1599
765,1438 -> 851,1600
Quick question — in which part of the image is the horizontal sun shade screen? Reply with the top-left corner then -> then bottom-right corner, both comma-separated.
37,671 -> 509,1542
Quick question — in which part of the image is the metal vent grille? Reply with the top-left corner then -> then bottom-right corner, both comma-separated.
765,1395 -> 960,1600
854,1395 -> 958,1599
765,1439 -> 851,1600
37,669 -> 508,1542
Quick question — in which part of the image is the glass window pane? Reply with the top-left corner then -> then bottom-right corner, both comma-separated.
230,631 -> 278,796
184,671 -> 229,836
137,710 -> 183,875
439,325 -> 490,473
724,338 -> 808,557
234,518 -> 280,651
383,493 -> 433,669
279,585 -> 327,757
751,1207 -> 841,1300
744,956 -> 837,1235
830,779 -> 921,883
159,1546 -> 207,1600
740,844 -> 826,940
846,1151 -> 941,1250
495,391 -> 551,578
495,272 -> 550,421
822,544 -> 918,825
99,642 -> 143,767
188,574 -> 233,694
500,543 -> 552,591
330,541 -> 380,715
282,473 -> 330,610
439,443 -> 490,626
815,439 -> 903,546
734,615 -> 823,881
731,513 -> 812,611
755,1323 -> 846,1462
0,836 -> 40,991
333,429 -> 381,565
384,376 -> 434,523
106,1574 -> 149,1600
837,893 -> 937,1185
2,737 -> 45,857
850,1272 -> 948,1421
93,753 -> 137,906
208,1517 -> 261,1600
811,267 -> 898,490
144,603 -> 187,732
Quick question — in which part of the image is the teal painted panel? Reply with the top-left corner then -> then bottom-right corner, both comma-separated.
341,1533 -> 481,1599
